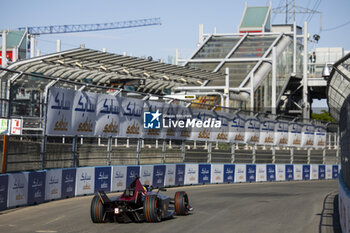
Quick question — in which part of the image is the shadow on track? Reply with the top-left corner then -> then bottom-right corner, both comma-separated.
318,191 -> 341,233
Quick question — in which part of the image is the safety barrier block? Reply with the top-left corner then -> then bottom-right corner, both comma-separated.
184,164 -> 198,185
302,165 -> 310,180
256,164 -> 267,182
326,165 -> 333,179
246,164 -> 256,182
8,172 -> 29,208
28,171 -> 46,205
310,164 -> 319,180
285,165 -> 294,181
111,166 -> 127,192
276,164 -> 286,181
175,164 -> 185,186
45,169 -> 62,201
94,166 -> 111,193
75,167 -> 95,196
267,164 -> 276,181
61,168 -> 76,198
333,165 -> 339,179
164,164 -> 176,187
153,165 -> 166,188
318,165 -> 326,180
140,165 -> 154,186
126,166 -> 140,187
0,174 -> 8,210
211,164 -> 224,184
198,164 -> 211,184
293,164 -> 303,180
235,164 -> 246,183
223,164 -> 235,183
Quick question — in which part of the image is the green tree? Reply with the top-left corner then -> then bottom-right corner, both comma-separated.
311,110 -> 335,122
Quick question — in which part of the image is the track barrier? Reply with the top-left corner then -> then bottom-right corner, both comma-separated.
0,163 -> 339,211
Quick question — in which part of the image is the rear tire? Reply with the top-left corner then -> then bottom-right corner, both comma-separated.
90,195 -> 106,223
143,195 -> 161,222
174,191 -> 189,215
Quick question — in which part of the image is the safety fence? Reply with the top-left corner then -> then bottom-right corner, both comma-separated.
0,163 -> 339,211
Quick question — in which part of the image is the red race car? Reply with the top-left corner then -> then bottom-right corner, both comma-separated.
90,176 -> 193,223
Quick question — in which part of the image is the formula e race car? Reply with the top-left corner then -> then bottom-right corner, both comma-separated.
90,176 -> 193,223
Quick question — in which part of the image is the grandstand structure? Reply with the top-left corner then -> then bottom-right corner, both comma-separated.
0,4 -> 340,173
177,4 -> 328,119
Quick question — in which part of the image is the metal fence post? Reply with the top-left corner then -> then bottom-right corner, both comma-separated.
40,78 -> 59,170
231,143 -> 235,163
307,149 -> 311,164
161,140 -> 166,163
107,136 -> 112,165
322,148 -> 326,165
290,147 -> 294,164
272,147 -> 276,164
252,145 -> 256,164
71,136 -> 77,167
136,139 -> 141,165
181,141 -> 186,163
207,142 -> 212,163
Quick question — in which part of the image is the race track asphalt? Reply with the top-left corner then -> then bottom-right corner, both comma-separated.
0,180 -> 339,233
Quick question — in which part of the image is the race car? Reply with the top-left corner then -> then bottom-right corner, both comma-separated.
90,176 -> 192,223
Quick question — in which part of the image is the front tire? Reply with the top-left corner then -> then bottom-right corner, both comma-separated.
143,195 -> 161,222
90,195 -> 106,223
174,191 -> 189,215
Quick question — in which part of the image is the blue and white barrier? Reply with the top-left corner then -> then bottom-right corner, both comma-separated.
338,172 -> 350,233
0,163 -> 339,211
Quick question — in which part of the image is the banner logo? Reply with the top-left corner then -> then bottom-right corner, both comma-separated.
143,110 -> 162,129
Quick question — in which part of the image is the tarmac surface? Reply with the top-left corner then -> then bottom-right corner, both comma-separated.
0,180 -> 340,233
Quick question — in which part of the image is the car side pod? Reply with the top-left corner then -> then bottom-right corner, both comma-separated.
174,191 -> 192,215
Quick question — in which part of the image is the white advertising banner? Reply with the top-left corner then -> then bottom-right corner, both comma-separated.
94,94 -> 121,137
229,115 -> 246,143
46,87 -> 75,136
75,167 -> 95,195
7,173 -> 29,208
310,164 -> 319,180
10,119 -> 23,135
111,166 -> 127,192
119,97 -> 144,138
211,113 -> 229,143
45,169 -> 62,201
256,164 -> 267,182
140,165 -> 154,186
164,164 -> 176,186
71,91 -> 98,136
301,124 -> 315,147
274,121 -> 289,146
176,107 -> 193,141
314,125 -> 326,148
293,164 -> 303,180
276,164 -> 286,181
211,164 -> 224,184
234,164 -> 246,183
184,164 -> 198,185
259,120 -> 275,145
326,165 -> 333,179
288,123 -> 302,147
244,118 -> 260,144
0,118 -> 8,135
190,109 -> 214,142
163,103 -> 178,140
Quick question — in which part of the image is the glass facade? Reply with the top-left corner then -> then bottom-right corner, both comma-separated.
186,34 -> 298,113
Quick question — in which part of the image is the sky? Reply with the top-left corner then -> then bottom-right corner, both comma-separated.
1,0 -> 349,60
1,0 -> 349,110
